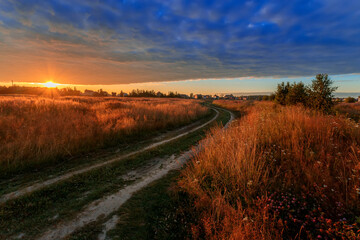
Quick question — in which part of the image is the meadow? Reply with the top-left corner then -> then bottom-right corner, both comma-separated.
178,101 -> 360,239
0,96 -> 209,172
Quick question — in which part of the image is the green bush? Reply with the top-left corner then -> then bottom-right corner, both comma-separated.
273,74 -> 337,113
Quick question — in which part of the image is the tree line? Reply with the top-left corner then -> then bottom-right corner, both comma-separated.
0,86 -> 81,96
0,86 -> 184,98
127,89 -> 182,98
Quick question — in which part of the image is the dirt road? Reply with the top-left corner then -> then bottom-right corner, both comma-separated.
37,108 -> 235,240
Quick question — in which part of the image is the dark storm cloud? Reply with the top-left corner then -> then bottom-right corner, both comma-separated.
0,0 -> 359,84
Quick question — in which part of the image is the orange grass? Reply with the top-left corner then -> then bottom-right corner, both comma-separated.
335,102 -> 360,122
0,96 -> 209,172
213,100 -> 254,117
178,101 -> 360,239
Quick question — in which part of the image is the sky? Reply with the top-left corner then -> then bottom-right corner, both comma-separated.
0,0 -> 359,94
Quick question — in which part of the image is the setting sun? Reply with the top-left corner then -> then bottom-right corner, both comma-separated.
42,81 -> 60,88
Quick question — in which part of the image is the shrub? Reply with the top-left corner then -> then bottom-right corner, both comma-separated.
345,97 -> 356,103
275,82 -> 290,105
285,82 -> 308,105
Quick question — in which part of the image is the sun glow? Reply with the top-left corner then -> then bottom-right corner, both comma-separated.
42,81 -> 60,88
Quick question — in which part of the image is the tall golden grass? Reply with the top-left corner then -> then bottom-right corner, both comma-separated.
178,101 -> 360,239
0,96 -> 209,172
335,102 -> 360,122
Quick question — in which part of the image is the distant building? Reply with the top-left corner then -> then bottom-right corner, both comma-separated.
333,97 -> 344,102
83,89 -> 95,96
203,95 -> 212,99
358,96 -> 360,102
179,94 -> 189,99
102,91 -> 110,96
224,94 -> 235,100
213,95 -> 219,100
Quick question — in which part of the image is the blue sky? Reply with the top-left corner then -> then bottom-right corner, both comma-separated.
0,0 -> 359,93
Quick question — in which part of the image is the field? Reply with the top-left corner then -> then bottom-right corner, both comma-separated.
178,101 -> 360,239
2,96 -> 360,239
0,96 -> 209,172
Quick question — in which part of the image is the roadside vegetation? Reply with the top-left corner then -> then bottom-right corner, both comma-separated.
176,74 -> 360,239
0,96 -> 209,173
178,101 -> 360,239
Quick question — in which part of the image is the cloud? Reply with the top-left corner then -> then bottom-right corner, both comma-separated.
0,0 -> 359,85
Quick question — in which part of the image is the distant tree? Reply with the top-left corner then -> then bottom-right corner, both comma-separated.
59,87 -> 81,96
190,93 -> 194,99
269,93 -> 275,101
168,91 -> 176,98
274,82 -> 290,105
286,82 -> 308,105
262,95 -> 269,101
308,74 -> 337,112
344,97 -> 356,103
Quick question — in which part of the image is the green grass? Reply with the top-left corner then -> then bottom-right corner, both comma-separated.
0,106 -> 230,239
105,170 -> 187,240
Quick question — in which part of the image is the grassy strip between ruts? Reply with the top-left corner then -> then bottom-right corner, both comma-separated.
0,107 -> 214,197
64,106 -> 231,240
66,170 -> 185,240
0,106 -> 230,239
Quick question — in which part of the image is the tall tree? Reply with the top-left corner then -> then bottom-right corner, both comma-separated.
308,74 -> 337,112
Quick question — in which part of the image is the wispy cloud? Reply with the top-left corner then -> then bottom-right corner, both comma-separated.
0,0 -> 359,84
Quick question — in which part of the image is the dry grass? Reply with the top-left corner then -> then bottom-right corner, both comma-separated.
178,101 -> 360,239
0,96 -> 209,172
335,102 -> 360,122
213,100 -> 254,116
